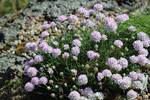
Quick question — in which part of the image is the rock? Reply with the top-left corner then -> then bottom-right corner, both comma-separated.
143,95 -> 149,99
137,96 -> 143,100
33,36 -> 39,41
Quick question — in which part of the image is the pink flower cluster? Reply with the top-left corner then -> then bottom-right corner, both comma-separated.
104,17 -> 117,32
137,32 -> 149,41
50,22 -> 56,28
128,26 -> 136,32
86,20 -> 95,27
78,74 -> 88,85
91,31 -> 101,42
72,46 -> 80,56
87,50 -> 100,60
57,15 -> 67,22
69,15 -> 78,22
41,31 -> 49,38
41,24 -> 50,29
132,40 -> 143,51
114,40 -> 123,47
116,14 -> 129,23
39,41 -> 53,53
34,55 -> 43,63
127,90 -> 137,100
93,4 -> 103,11
96,13 -> 105,21
25,42 -> 37,52
26,67 -> 37,77
52,48 -> 61,58
72,39 -> 82,47
69,91 -> 80,100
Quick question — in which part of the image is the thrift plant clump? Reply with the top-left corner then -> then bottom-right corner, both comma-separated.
24,3 -> 149,100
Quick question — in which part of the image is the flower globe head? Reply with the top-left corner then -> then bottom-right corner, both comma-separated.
114,64 -> 122,71
34,55 -> 43,63
52,49 -> 61,58
78,74 -> 88,85
97,72 -> 104,81
71,69 -> 77,76
50,22 -> 56,28
24,65 -> 30,72
31,77 -> 39,85
24,82 -> 35,92
91,31 -> 101,42
129,71 -> 138,80
88,9 -> 96,15
127,90 -> 137,100
41,31 -> 49,38
41,24 -> 50,29
118,77 -> 131,89
58,15 -> 67,22
86,20 -> 95,27
95,92 -> 104,100
87,50 -> 95,60
132,81 -> 142,89
137,73 -> 145,82
101,34 -> 108,41
72,46 -> 80,56
137,32 -> 149,41
93,4 -> 103,11
106,22 -> 118,32
77,7 -> 87,15
133,40 -> 143,51
26,67 -> 37,77
107,57 -> 118,68
63,44 -> 69,50
39,76 -> 48,85
114,40 -> 123,48
96,13 -> 105,21
73,56 -> 78,61
112,74 -> 122,84
82,88 -> 94,97
142,39 -> 150,47
69,15 -> 78,23
48,68 -> 54,74
137,55 -> 148,66
62,52 -> 69,59
39,41 -> 48,51
138,48 -> 149,56
68,91 -> 80,100
51,93 -> 55,98
116,14 -> 129,23
118,57 -> 128,68
102,69 -> 112,77
72,39 -> 82,47
42,45 -> 53,53
129,55 -> 138,63
104,17 -> 114,25
39,67 -> 44,72
128,26 -> 136,32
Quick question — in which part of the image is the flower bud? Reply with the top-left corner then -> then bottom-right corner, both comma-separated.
73,85 -> 77,89
59,87 -> 63,92
72,77 -> 76,81
59,95 -> 63,99
64,83 -> 67,87
51,93 -> 55,98
60,72 -> 64,76
122,73 -> 126,77
95,63 -> 99,66
52,65 -> 56,70
47,86 -> 51,90
145,62 -> 150,69
85,64 -> 90,69
54,27 -> 58,32
120,52 -> 124,56
94,44 -> 98,50
125,38 -> 128,41
81,64 -> 84,68
110,45 -> 115,50
49,80 -> 53,84
94,67 -> 98,72
55,85 -> 59,89
125,47 -> 129,52
131,36 -> 135,39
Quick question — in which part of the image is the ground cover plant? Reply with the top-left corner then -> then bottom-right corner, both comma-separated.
23,4 -> 150,100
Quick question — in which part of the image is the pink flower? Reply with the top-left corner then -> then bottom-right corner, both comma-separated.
95,53 -> 100,58
26,67 -> 37,77
107,57 -> 118,68
97,72 -> 104,81
129,71 -> 138,80
128,26 -> 136,32
118,57 -> 128,68
112,74 -> 122,84
78,74 -> 88,85
71,69 -> 77,76
31,77 -> 39,85
73,56 -> 78,61
29,59 -> 35,65
24,82 -> 35,92
116,14 -> 129,23
137,32 -> 149,41
57,15 -> 67,22
138,48 -> 149,56
39,41 -> 48,51
72,39 -> 82,47
114,40 -> 123,47
101,34 -> 108,41
104,17 -> 114,25
118,77 -> 131,89
62,52 -> 69,59
42,45 -> 53,53
69,15 -> 78,22
106,22 -> 117,32
137,73 -> 145,82
86,20 -> 95,27
24,65 -> 30,72
114,64 -> 122,71
39,76 -> 48,85
39,67 -> 44,72
63,44 -> 69,50
132,81 -> 142,89
102,69 -> 112,77
93,4 -> 103,11
88,9 -> 96,15
77,7 -> 87,15
87,51 -> 95,60
72,46 -> 80,56
127,90 -> 137,100
82,88 -> 93,97
52,49 -> 61,58
129,55 -> 138,63
34,55 -> 43,63
68,24 -> 75,30
96,13 -> 105,21
143,39 -> 150,47
133,40 -> 143,51
53,41 -> 59,46
25,42 -> 37,52
41,24 -> 50,29
91,31 -> 101,42
138,55 -> 148,66
50,22 -> 56,28
48,68 -> 54,74
69,91 -> 80,100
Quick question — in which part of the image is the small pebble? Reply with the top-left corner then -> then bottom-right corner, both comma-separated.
143,95 -> 149,99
